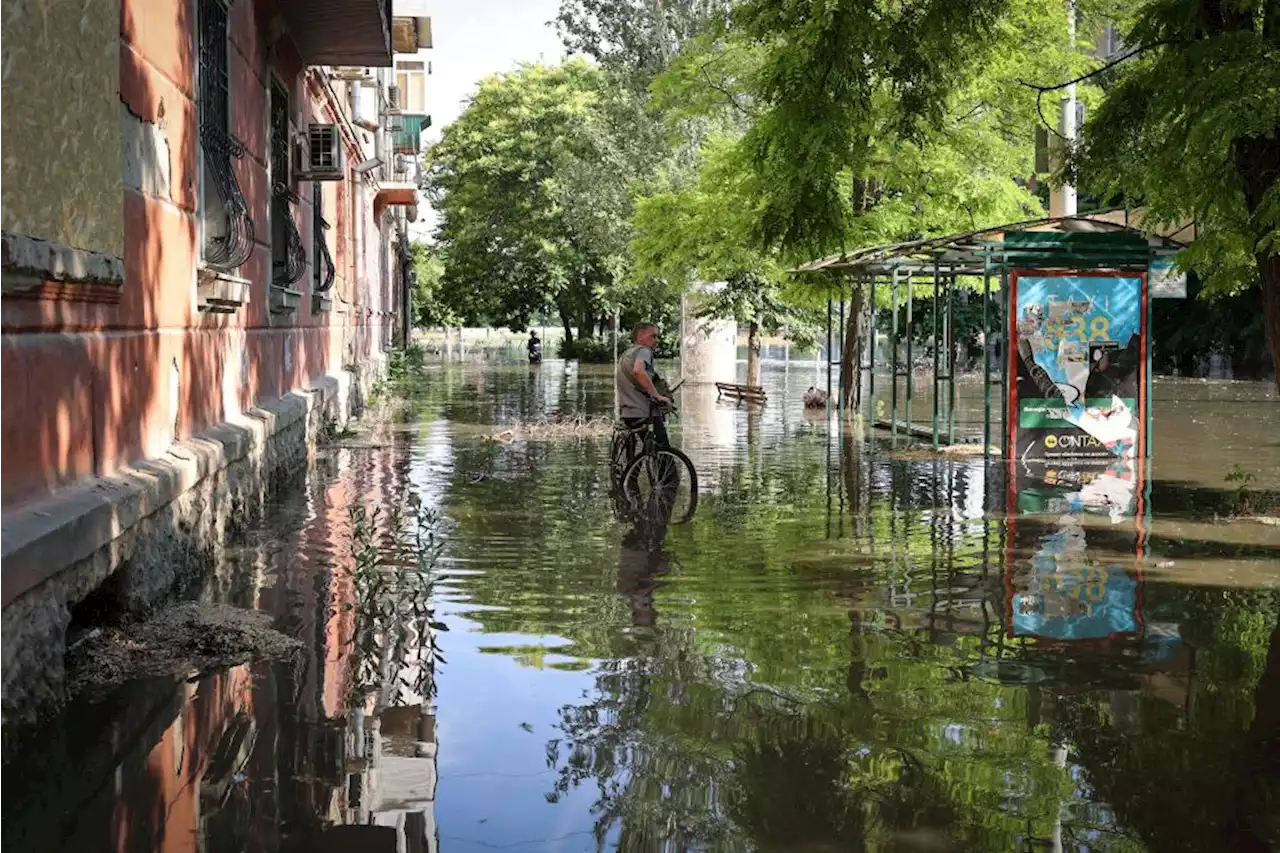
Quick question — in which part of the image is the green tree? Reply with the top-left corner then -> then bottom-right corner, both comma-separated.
632,137 -> 821,384
633,2 -> 1070,396
424,61 -> 662,344
408,241 -> 454,328
555,0 -> 733,87
1073,0 -> 1280,389
706,0 -> 1123,255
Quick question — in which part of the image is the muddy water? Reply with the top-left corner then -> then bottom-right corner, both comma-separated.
4,362 -> 1278,853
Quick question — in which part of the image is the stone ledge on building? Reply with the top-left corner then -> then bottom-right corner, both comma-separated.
269,286 -> 303,316
197,267 -> 253,314
1,231 -> 126,304
0,360 -> 383,740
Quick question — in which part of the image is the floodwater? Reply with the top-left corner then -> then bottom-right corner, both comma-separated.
4,361 -> 1279,853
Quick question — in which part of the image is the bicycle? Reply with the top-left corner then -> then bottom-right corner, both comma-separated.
609,395 -> 698,524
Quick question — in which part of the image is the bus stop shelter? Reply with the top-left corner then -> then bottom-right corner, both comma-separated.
793,212 -> 1188,458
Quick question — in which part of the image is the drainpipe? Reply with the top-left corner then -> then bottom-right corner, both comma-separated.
401,221 -> 413,349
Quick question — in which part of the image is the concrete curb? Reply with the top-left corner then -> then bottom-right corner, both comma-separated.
1,393 -> 310,609
0,363 -> 373,734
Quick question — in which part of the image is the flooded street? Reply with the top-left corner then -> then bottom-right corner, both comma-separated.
5,361 -> 1278,853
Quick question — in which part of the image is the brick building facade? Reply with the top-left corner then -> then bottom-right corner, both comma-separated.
1,0 -> 430,726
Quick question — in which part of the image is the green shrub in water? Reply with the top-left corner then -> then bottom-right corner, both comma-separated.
557,336 -> 619,363
341,494 -> 447,705
388,344 -> 427,381
558,334 -> 677,363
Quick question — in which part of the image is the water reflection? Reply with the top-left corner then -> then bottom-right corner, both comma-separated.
3,362 -> 1277,852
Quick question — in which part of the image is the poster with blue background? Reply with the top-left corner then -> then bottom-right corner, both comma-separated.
1009,272 -> 1147,463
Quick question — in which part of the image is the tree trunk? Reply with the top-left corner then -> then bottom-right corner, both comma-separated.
1234,133 -> 1280,392
839,285 -> 864,414
746,319 -> 762,387
1257,252 -> 1280,392
579,306 -> 594,341
559,306 -> 574,349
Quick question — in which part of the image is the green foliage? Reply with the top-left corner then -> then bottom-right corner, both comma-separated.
1075,1 -> 1280,298
554,0 -> 732,87
731,0 -> 1054,254
875,287 -> 1000,359
424,61 -> 666,338
342,496 -> 447,707
387,344 -> 427,382
632,138 -> 820,345
318,414 -> 356,443
409,242 -> 453,328
1153,276 -> 1272,378
557,335 -> 620,363
1223,463 -> 1275,517
1071,1 -> 1280,386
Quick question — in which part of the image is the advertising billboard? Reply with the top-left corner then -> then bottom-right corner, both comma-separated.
1008,271 -> 1148,464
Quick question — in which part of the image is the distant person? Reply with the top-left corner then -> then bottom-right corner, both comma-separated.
616,323 -> 671,448
527,330 -> 541,364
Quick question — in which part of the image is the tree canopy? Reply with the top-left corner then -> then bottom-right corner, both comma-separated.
1073,0 -> 1280,385
423,60 -> 663,342
415,0 -> 1275,382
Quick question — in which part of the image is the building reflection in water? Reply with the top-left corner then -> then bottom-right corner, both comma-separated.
1,444 -> 441,853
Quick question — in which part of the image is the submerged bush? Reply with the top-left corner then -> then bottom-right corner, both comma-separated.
557,336 -> 618,363
388,344 -> 427,380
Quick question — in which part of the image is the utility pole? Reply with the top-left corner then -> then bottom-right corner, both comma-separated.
1050,0 -> 1078,219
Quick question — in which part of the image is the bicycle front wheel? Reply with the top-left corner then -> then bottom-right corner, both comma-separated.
621,448 -> 698,524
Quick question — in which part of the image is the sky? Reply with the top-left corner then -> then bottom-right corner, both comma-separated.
426,0 -> 567,146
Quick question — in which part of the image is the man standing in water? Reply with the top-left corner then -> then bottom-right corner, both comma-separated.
616,323 -> 671,448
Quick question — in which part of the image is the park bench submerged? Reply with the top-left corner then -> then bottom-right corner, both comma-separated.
715,381 -> 767,406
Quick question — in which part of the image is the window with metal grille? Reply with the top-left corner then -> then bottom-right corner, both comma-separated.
270,78 -> 306,287
313,182 -> 335,293
197,0 -> 254,271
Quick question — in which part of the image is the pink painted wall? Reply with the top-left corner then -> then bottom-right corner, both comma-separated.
1,0 -> 395,508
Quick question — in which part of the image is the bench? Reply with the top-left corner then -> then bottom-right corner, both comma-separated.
715,381 -> 768,406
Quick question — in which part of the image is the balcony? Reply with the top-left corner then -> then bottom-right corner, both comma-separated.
373,156 -> 418,218
392,114 -> 431,155
278,0 -> 393,67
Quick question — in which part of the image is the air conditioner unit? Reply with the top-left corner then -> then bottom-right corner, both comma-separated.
296,124 -> 343,181
331,66 -> 371,82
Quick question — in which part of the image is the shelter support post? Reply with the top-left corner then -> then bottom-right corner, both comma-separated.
936,258 -> 947,448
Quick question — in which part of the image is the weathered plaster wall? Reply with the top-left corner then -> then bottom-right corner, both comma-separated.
0,0 -> 124,258
1,0 -> 395,508
1,0 -> 403,732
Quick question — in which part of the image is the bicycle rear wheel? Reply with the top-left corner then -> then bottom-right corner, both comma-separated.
621,448 -> 698,524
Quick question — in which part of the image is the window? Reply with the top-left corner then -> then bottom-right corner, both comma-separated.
395,60 -> 428,114
313,182 -> 335,293
269,78 -> 306,287
197,0 -> 253,271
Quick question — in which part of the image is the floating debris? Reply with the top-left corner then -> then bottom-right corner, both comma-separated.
886,443 -> 997,460
803,387 -> 828,408
66,603 -> 301,697
487,413 -> 616,443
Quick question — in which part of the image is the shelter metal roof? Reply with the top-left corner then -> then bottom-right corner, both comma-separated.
792,210 -> 1191,278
